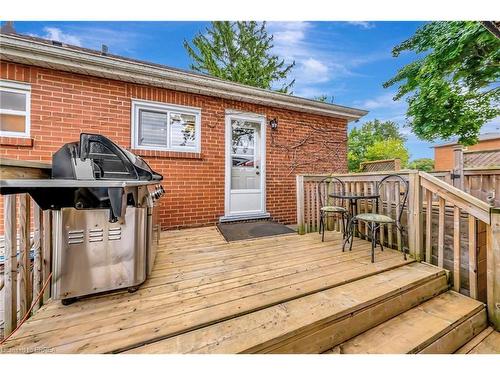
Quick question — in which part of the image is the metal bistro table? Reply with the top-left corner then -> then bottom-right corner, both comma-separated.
329,191 -> 380,251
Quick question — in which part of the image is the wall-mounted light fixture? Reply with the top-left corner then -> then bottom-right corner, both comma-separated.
269,118 -> 278,131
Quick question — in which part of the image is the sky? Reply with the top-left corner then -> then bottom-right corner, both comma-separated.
6,21 -> 500,160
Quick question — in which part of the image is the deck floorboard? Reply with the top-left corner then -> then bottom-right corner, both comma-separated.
0,227 -> 411,354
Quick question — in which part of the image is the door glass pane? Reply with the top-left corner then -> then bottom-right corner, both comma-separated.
170,112 -> 196,149
0,91 -> 26,111
138,110 -> 168,147
0,113 -> 26,133
231,120 -> 260,190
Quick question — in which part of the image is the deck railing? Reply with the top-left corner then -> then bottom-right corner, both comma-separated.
1,194 -> 52,339
296,171 -> 417,254
296,170 -> 500,331
1,159 -> 52,339
431,168 -> 500,206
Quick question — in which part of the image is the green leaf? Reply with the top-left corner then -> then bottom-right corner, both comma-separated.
384,21 -> 500,145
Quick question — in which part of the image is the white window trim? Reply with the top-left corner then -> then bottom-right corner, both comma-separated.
0,80 -> 31,138
131,99 -> 201,153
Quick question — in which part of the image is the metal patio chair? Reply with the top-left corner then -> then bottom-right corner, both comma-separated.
352,174 -> 409,263
318,176 -> 348,242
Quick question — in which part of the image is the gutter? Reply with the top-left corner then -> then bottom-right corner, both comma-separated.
0,33 -> 368,121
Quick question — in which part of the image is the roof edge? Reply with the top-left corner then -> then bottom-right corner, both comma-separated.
432,133 -> 500,148
0,33 -> 368,121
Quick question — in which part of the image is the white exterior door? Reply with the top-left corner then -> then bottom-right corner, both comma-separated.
224,112 -> 267,220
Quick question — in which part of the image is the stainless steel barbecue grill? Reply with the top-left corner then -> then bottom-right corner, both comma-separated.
0,133 -> 165,304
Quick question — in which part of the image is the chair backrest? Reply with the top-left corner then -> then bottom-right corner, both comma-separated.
318,176 -> 345,208
375,174 -> 409,226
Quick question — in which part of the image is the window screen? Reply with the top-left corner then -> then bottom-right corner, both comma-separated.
138,110 -> 168,147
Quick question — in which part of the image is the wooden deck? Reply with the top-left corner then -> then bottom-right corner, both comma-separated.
456,327 -> 500,354
0,226 -> 417,354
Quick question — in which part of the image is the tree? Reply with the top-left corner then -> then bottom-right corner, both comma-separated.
364,139 -> 410,167
384,21 -> 500,146
348,119 -> 407,171
184,21 -> 295,93
314,94 -> 334,103
408,158 -> 434,172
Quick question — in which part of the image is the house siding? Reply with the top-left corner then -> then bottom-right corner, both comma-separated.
0,62 -> 348,230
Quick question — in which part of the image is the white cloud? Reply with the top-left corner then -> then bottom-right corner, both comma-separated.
35,27 -> 82,46
360,92 -> 406,110
268,22 -> 354,95
267,22 -> 389,98
270,21 -> 311,46
299,58 -> 330,83
29,25 -> 144,55
347,21 -> 375,29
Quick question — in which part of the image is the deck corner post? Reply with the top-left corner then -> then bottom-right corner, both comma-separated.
408,171 -> 423,260
296,175 -> 306,235
487,208 -> 500,331
453,145 -> 464,190
19,193 -> 32,318
3,194 -> 18,336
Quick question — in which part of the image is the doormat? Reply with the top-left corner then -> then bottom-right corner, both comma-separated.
217,220 -> 296,242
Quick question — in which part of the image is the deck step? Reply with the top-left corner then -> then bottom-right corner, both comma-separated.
328,291 -> 487,354
125,262 -> 448,353
455,327 -> 500,354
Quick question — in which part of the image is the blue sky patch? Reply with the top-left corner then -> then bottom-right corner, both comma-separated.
8,21 -> 500,160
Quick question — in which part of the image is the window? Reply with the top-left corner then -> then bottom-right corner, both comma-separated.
132,100 -> 201,152
0,80 -> 31,138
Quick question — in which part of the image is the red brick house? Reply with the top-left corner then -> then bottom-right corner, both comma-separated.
0,32 -> 367,230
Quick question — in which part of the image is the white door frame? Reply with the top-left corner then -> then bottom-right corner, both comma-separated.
221,110 -> 268,221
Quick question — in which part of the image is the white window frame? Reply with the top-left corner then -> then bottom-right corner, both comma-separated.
0,80 -> 31,138
131,99 -> 201,153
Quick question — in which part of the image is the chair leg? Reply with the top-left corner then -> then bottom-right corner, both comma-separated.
319,214 -> 324,241
342,216 -> 353,252
321,215 -> 325,242
349,219 -> 354,252
370,223 -> 376,263
397,225 -> 407,261
341,214 -> 346,239
378,226 -> 384,252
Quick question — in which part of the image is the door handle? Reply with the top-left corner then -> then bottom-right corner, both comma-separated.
256,171 -> 260,175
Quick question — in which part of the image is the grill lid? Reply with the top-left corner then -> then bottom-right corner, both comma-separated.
52,133 -> 163,181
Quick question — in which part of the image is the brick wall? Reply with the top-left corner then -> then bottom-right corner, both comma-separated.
0,62 -> 348,230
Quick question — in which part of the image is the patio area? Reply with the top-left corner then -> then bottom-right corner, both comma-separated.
1,226 -> 422,353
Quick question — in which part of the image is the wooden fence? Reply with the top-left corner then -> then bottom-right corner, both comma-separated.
359,158 -> 401,172
296,170 -> 500,331
464,149 -> 500,169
